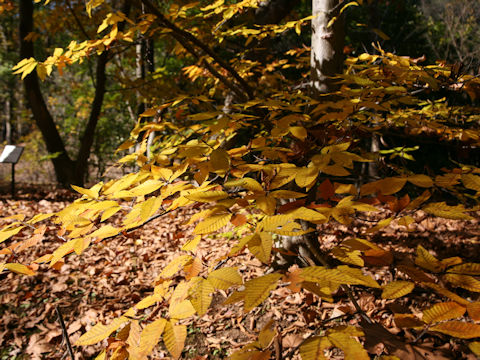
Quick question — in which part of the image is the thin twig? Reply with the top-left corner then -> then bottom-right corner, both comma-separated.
138,0 -> 253,100
55,306 -> 75,360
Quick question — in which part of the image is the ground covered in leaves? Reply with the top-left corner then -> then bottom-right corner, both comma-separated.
1,187 -> 479,359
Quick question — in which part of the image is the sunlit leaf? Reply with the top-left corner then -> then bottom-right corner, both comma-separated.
422,302 -> 466,324
244,273 -> 281,311
381,281 -> 415,299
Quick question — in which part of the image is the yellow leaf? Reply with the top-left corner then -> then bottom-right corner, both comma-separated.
71,184 -> 100,199
381,281 -> 415,299
0,226 -> 24,244
290,126 -> 308,141
4,263 -> 35,276
467,302 -> 480,321
137,318 -> 166,357
361,177 -> 406,196
327,331 -> 369,360
244,273 -> 282,312
50,239 -> 76,266
299,336 -> 331,360
100,206 -> 121,222
394,314 -> 424,329
27,213 -> 54,224
128,180 -> 163,197
210,149 -> 230,172
423,202 -> 473,220
406,190 -> 431,210
462,174 -> 480,192
223,289 -> 245,305
225,178 -> 264,192
169,300 -> 196,320
259,214 -> 291,232
407,174 -> 433,188
73,237 -> 90,255
448,263 -> 480,276
182,235 -> 201,252
36,63 -> 47,80
445,274 -> 480,292
256,195 -> 276,215
430,321 -> 480,339
139,196 -> 163,224
469,342 -> 480,356
336,266 -> 380,288
331,247 -> 364,267
94,350 -> 106,360
435,173 -> 460,187
163,321 -> 186,360
441,257 -> 462,268
397,215 -> 415,229
422,302 -> 466,324
76,316 -> 128,345
86,0 -> 105,17
89,225 -> 121,240
159,255 -> 192,279
289,207 -> 327,223
194,213 -> 232,235
247,232 -> 273,263
422,282 -> 470,306
126,320 -> 141,351
186,190 -> 229,202
270,190 -> 307,199
207,267 -> 243,290
415,245 -> 444,273
135,294 -> 162,310
190,278 -> 214,315
295,166 -> 318,189
366,217 -> 393,233
229,234 -> 255,256
258,319 -> 276,348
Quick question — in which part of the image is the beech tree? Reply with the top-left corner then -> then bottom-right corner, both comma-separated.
18,0 -> 132,186
3,1 -> 480,359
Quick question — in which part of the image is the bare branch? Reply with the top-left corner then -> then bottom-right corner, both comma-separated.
137,0 -> 254,100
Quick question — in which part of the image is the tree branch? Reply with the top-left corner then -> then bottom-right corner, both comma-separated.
137,0 -> 254,100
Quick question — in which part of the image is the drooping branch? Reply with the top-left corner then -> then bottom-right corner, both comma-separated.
137,0 -> 254,100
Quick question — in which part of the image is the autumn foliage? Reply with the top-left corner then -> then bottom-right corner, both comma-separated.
3,0 -> 480,359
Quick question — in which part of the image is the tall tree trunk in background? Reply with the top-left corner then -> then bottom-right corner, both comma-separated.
73,51 -> 108,183
19,0 -> 76,185
275,0 -> 346,268
311,0 -> 345,95
19,0 -> 130,186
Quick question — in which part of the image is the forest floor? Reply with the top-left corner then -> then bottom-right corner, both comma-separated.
0,186 -> 479,360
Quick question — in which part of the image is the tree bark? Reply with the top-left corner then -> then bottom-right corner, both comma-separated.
311,0 -> 345,94
18,0 -> 131,186
19,0 -> 76,185
74,51 -> 109,184
276,0 -> 346,268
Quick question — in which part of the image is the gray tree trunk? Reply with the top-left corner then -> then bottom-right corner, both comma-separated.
276,0 -> 346,268
311,0 -> 345,94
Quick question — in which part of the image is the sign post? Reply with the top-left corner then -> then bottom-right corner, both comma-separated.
0,145 -> 24,197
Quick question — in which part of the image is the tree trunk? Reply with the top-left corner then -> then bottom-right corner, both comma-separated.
19,0 -> 129,186
311,0 -> 345,94
19,0 -> 76,185
276,0 -> 346,268
74,51 -> 109,184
